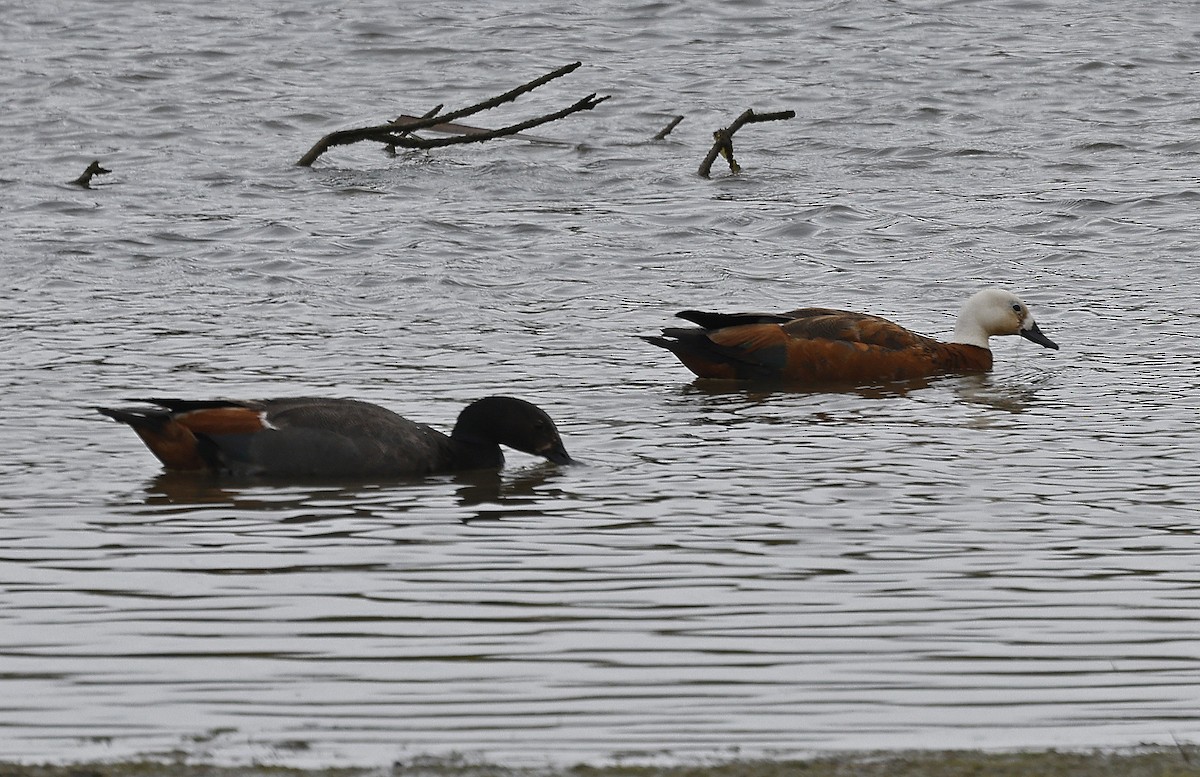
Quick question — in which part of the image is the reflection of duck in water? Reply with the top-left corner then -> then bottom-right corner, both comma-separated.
644,287 -> 1058,386
97,396 -> 572,479
450,463 -> 573,521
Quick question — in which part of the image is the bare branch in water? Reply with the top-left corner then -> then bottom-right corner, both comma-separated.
653,115 -> 684,141
71,160 -> 111,188
385,104 -> 443,155
698,108 -> 795,178
382,94 -> 609,150
297,62 -> 606,167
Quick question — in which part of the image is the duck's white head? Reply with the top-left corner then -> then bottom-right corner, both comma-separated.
951,287 -> 1059,351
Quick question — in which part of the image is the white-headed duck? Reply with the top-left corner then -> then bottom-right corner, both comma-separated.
644,287 -> 1058,385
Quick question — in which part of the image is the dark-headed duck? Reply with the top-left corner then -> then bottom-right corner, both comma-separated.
97,395 -> 572,478
643,287 -> 1058,385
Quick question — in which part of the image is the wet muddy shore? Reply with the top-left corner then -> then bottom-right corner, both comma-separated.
3,749 -> 1197,777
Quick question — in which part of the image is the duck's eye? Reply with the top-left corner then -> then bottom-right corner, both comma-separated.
1011,303 -> 1022,313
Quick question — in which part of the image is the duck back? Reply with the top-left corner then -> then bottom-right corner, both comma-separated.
651,309 -> 992,384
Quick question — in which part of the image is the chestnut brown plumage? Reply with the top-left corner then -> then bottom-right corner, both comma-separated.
644,288 -> 1058,385
97,396 -> 572,478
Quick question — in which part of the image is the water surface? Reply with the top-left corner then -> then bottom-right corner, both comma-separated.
3,0 -> 1200,767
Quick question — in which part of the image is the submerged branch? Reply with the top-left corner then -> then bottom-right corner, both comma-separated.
407,61 -> 583,131
698,108 -> 796,178
297,62 -> 597,167
385,105 -> 443,155
653,115 -> 684,141
71,160 -> 111,188
383,94 -> 609,150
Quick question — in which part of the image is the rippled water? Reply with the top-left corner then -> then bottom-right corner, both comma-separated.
4,0 -> 1200,767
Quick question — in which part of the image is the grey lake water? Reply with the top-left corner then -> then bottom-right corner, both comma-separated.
3,0 -> 1200,767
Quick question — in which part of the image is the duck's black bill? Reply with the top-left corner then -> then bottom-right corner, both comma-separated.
1020,322 -> 1059,350
543,444 -> 574,465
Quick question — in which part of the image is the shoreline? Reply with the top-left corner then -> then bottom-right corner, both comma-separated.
2,748 -> 1198,777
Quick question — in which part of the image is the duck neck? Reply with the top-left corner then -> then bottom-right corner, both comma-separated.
951,319 -> 991,350
448,431 -> 505,471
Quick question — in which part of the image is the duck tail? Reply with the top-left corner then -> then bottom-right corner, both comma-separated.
96,405 -> 212,471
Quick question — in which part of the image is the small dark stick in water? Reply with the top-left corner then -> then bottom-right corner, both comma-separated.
71,160 -> 111,188
653,115 -> 684,140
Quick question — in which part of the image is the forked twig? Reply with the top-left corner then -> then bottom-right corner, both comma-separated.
698,108 -> 795,178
